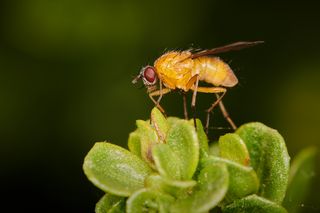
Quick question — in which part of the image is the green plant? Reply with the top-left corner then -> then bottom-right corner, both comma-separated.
83,107 -> 316,213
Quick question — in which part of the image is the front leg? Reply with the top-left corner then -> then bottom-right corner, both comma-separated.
148,88 -> 171,115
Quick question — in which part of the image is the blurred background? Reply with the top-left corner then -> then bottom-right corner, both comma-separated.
1,0 -> 319,212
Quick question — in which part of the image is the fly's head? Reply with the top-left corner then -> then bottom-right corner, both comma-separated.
132,66 -> 158,87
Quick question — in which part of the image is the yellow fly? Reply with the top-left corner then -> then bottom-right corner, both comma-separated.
133,41 -> 263,131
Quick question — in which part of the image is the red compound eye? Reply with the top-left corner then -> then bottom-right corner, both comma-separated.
143,66 -> 156,84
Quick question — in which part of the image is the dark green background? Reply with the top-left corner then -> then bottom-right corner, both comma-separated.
1,0 -> 319,212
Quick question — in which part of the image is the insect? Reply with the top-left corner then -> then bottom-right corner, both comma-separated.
132,41 -> 264,132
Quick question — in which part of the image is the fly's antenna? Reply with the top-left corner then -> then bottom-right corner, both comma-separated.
131,74 -> 141,84
132,67 -> 144,84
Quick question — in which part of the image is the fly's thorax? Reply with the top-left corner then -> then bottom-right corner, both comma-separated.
154,51 -> 194,90
193,56 -> 238,87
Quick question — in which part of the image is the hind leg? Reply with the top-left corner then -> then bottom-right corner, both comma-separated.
215,94 -> 237,130
205,90 -> 227,134
207,93 -> 237,133
190,86 -> 236,132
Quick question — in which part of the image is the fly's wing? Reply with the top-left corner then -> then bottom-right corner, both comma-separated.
191,41 -> 264,59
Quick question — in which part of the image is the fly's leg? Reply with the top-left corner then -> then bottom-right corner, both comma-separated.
216,94 -> 237,130
157,80 -> 164,105
206,91 -> 237,133
148,88 -> 171,115
190,86 -> 229,134
149,94 -> 165,114
205,91 -> 226,133
185,75 -> 198,123
183,93 -> 188,120
191,75 -> 200,128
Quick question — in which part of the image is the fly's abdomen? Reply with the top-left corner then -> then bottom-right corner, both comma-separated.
192,56 -> 238,87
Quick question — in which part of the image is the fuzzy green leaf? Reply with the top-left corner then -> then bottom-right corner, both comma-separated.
136,120 -> 159,169
203,156 -> 259,205
209,142 -> 220,156
236,122 -> 290,204
145,174 -> 196,198
162,120 -> 199,180
189,119 -> 209,159
151,107 -> 169,142
153,144 -> 181,180
222,194 -> 287,213
166,117 -> 180,127
95,193 -> 125,213
128,131 -> 141,158
219,133 -> 250,166
171,162 -> 229,213
126,189 -> 174,213
83,142 -> 152,197
152,119 -> 199,180
283,147 -> 317,213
